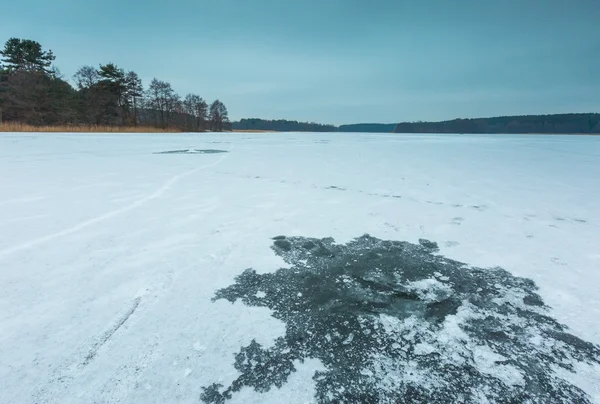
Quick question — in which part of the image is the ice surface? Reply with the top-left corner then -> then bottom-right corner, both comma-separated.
0,132 -> 599,403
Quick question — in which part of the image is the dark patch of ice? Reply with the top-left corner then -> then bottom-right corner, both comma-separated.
202,235 -> 600,403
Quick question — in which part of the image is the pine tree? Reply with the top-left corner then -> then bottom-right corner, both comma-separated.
97,63 -> 127,124
0,38 -> 55,73
125,71 -> 143,125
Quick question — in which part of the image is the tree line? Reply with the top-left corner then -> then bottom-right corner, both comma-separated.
337,123 -> 396,133
233,119 -> 397,133
0,38 -> 230,131
233,118 -> 337,132
232,115 -> 600,134
394,114 -> 600,134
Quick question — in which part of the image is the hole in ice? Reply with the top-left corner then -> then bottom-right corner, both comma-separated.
155,149 -> 228,154
202,234 -> 600,403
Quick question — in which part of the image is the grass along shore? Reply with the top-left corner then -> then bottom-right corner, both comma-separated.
0,123 -> 278,133
0,123 -> 183,133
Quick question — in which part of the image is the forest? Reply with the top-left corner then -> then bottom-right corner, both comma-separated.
394,114 -> 600,134
232,118 -> 336,132
233,119 -> 396,132
0,38 -> 230,131
233,116 -> 600,134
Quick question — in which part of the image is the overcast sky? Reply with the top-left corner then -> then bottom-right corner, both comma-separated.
2,0 -> 598,124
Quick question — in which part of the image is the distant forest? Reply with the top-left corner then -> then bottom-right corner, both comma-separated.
234,116 -> 600,134
394,114 -> 600,134
232,118 -> 336,132
232,119 -> 395,133
0,38 -> 230,131
338,123 -> 397,132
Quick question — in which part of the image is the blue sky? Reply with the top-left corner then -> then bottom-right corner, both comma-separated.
1,0 -> 598,124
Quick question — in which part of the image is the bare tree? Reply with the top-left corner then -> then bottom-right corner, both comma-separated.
183,94 -> 209,131
209,99 -> 229,132
73,65 -> 99,90
73,65 -> 116,124
1,70 -> 75,124
145,78 -> 179,128
195,97 -> 209,131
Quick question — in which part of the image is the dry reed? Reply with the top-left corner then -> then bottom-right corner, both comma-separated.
0,122 -> 182,133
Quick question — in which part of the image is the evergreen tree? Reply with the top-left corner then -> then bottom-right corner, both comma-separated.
0,38 -> 55,73
97,63 -> 127,124
125,71 -> 143,125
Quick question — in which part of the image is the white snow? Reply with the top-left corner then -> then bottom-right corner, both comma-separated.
342,333 -> 354,345
0,132 -> 599,403
403,277 -> 453,301
471,344 -> 525,387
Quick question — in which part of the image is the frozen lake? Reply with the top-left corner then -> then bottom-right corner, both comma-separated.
1,132 -> 599,403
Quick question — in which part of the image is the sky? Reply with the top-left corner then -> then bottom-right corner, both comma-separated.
1,0 -> 599,125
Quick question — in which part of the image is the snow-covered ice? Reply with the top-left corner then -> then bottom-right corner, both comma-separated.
0,132 -> 599,403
